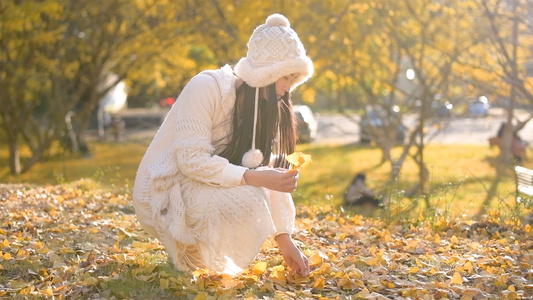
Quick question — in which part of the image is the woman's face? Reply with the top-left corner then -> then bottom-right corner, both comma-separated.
275,74 -> 298,100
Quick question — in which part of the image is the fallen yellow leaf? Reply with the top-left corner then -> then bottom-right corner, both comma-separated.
308,252 -> 323,268
270,265 -> 286,284
355,288 -> 371,297
463,261 -> 474,273
132,241 -> 160,250
19,286 -> 33,295
16,249 -> 29,258
0,239 -> 9,250
82,277 -> 99,286
313,276 -> 325,289
160,278 -> 169,289
349,268 -> 364,279
41,285 -> 53,296
220,274 -> 244,289
450,272 -> 463,285
194,293 -> 208,300
253,261 -> 268,275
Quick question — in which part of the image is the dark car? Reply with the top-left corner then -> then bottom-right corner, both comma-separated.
359,106 -> 406,144
293,105 -> 318,143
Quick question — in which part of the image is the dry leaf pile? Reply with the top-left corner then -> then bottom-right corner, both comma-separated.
1,182 -> 532,299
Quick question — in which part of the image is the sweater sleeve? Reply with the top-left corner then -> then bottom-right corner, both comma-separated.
172,73 -> 247,187
268,190 -> 295,236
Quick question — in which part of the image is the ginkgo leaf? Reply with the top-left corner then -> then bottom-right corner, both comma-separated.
450,272 -> 463,285
349,268 -> 364,279
317,262 -> 331,274
82,277 -> 99,286
0,239 -> 9,249
463,261 -> 474,273
285,152 -> 312,170
40,285 -> 53,296
355,288 -> 371,297
308,252 -> 323,268
220,274 -> 244,289
269,265 -> 287,284
525,224 -> 532,234
312,276 -> 325,289
252,261 -> 267,274
193,293 -> 208,300
19,286 -> 33,295
337,276 -> 358,290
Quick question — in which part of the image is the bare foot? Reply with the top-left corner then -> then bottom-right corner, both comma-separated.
275,233 -> 310,276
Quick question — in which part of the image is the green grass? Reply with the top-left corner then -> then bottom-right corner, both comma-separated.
1,138 -> 531,220
296,142 -> 532,220
0,139 -> 150,192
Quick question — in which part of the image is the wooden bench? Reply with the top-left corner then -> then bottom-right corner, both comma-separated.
515,166 -> 533,203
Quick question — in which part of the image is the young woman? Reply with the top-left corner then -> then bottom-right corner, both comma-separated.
132,14 -> 314,276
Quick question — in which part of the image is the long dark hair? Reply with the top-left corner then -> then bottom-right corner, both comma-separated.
219,82 -> 297,168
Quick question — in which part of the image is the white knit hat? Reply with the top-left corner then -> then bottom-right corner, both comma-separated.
234,14 -> 314,90
237,14 -> 313,169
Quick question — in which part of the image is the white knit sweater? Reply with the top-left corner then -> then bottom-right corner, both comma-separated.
132,65 -> 295,274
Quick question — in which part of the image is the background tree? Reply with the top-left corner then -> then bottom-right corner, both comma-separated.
0,1 -> 65,175
457,0 -> 533,215
0,0 -> 194,174
469,0 -> 533,164
379,0 -> 482,203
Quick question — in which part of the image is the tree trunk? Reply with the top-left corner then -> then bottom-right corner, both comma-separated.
499,0 -> 518,165
9,140 -> 21,175
418,92 -> 429,198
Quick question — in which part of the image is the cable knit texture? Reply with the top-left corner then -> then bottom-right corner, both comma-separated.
132,65 -> 296,274
234,14 -> 314,90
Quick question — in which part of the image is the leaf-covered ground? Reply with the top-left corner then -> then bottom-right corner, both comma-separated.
1,182 -> 532,299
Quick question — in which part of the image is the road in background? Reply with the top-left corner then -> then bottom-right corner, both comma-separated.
313,108 -> 533,146
122,107 -> 532,147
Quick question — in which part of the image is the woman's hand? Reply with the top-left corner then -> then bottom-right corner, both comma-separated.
243,168 -> 299,193
275,233 -> 310,277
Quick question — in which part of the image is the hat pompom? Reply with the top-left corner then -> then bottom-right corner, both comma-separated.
242,149 -> 264,168
266,14 -> 290,27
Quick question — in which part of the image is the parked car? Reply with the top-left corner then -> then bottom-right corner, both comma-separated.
293,105 -> 318,143
359,106 -> 406,144
468,100 -> 490,117
432,101 -> 453,118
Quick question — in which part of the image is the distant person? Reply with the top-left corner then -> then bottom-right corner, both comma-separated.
344,173 -> 381,208
132,14 -> 313,276
110,116 -> 125,142
495,122 -> 527,162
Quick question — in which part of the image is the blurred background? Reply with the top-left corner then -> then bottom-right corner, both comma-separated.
1,0 -> 532,193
